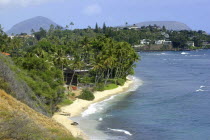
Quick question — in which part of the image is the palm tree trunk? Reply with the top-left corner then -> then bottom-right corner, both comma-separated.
70,69 -> 76,86
62,64 -> 65,84
104,69 -> 110,86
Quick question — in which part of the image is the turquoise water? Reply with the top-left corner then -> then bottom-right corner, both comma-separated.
73,49 -> 210,140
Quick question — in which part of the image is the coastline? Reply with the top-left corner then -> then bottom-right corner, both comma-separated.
53,77 -> 136,140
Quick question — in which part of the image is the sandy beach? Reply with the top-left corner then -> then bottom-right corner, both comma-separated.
53,78 -> 135,140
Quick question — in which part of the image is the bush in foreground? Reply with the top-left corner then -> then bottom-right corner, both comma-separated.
78,89 -> 95,101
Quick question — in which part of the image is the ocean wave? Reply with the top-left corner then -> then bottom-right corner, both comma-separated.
107,128 -> 132,136
181,52 -> 189,55
127,76 -> 143,92
196,89 -> 205,92
200,86 -> 205,88
81,103 -> 98,117
189,55 -> 201,56
81,95 -> 117,117
145,53 -> 171,56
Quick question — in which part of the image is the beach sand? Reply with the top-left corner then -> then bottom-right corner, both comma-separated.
53,78 -> 134,140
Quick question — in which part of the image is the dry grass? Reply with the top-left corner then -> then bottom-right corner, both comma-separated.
0,90 -> 79,140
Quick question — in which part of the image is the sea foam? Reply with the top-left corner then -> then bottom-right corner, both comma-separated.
81,76 -> 142,117
107,128 -> 133,136
181,52 -> 189,55
196,89 -> 205,92
127,76 -> 143,92
81,95 -> 117,117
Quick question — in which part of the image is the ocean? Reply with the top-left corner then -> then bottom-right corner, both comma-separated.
72,49 -> 210,140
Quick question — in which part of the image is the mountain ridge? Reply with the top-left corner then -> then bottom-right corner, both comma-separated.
135,21 -> 191,31
6,16 -> 60,35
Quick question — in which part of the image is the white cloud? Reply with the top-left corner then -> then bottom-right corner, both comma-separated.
83,4 -> 102,16
0,0 -> 54,8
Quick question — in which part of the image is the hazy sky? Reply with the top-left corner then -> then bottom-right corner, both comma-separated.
0,0 -> 210,32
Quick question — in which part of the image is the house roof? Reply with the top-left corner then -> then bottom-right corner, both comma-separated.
1,52 -> 11,56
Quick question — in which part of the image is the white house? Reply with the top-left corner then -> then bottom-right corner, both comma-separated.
187,41 -> 195,47
128,24 -> 140,30
155,40 -> 165,45
140,39 -> 150,45
155,40 -> 172,45
9,36 -> 15,39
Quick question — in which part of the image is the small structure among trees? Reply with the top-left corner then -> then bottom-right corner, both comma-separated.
64,68 -> 89,86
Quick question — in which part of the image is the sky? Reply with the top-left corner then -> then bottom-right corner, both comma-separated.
0,0 -> 210,32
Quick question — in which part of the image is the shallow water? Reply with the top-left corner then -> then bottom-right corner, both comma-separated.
73,49 -> 210,140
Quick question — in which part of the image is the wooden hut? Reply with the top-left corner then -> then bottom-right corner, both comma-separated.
64,68 -> 89,86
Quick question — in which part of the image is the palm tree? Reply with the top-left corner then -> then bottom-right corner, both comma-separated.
53,48 -> 69,83
125,22 -> 128,27
70,22 -> 74,30
69,52 -> 84,86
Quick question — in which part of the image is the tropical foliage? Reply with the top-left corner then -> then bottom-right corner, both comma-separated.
0,23 -> 139,115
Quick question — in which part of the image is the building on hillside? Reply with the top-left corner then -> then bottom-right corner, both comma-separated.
9,34 -> 35,39
64,68 -> 89,86
18,34 -> 35,38
140,39 -> 150,45
163,41 -> 172,45
155,40 -> 172,45
155,40 -> 165,45
186,41 -> 195,47
8,36 -> 15,39
133,45 -> 141,48
128,24 -> 141,30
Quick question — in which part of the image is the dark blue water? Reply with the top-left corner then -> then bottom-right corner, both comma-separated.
75,50 -> 210,140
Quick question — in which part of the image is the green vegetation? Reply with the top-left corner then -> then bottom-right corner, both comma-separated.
116,78 -> 126,86
0,24 -> 139,109
1,21 -> 210,116
1,20 -> 210,140
78,89 -> 95,101
103,84 -> 118,90
59,98 -> 73,106
87,24 -> 210,50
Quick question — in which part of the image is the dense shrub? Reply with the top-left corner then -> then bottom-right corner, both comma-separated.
78,89 -> 95,101
107,79 -> 116,84
0,77 -> 10,93
95,83 -> 105,91
0,54 -> 65,116
116,78 -> 126,86
0,54 -> 49,116
59,98 -> 73,106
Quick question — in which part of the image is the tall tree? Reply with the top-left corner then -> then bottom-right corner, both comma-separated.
95,23 -> 99,33
125,22 -> 128,27
70,22 -> 74,30
103,22 -> 107,33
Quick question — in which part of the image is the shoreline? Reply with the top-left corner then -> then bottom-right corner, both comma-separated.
53,78 -> 136,140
